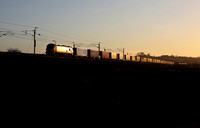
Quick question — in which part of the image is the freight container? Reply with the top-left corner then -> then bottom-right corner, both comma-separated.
76,48 -> 88,56
152,59 -> 157,63
131,56 -> 136,61
126,55 -> 131,61
157,60 -> 161,63
112,53 -> 117,59
88,49 -> 99,58
101,51 -> 111,59
140,57 -> 146,62
135,56 -> 140,62
120,54 -> 124,60
149,58 -> 152,63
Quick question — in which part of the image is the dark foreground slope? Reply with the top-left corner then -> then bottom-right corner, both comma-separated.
1,53 -> 200,127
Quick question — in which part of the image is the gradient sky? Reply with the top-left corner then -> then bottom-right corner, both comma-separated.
1,0 -> 200,57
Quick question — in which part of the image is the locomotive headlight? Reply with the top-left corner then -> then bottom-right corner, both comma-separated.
67,48 -> 70,52
66,48 -> 72,53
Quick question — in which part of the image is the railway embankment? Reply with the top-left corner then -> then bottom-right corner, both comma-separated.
1,52 -> 200,127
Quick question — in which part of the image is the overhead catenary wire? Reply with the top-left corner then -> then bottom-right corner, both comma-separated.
0,21 -> 136,55
0,21 -> 35,28
0,27 -> 71,46
37,33 -> 73,45
10,35 -> 33,40
0,21 -> 70,43
0,21 -> 99,44
39,27 -> 97,43
2,31 -> 33,40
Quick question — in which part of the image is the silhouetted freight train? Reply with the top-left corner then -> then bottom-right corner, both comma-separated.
46,43 -> 175,65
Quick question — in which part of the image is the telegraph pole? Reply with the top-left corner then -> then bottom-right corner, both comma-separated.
122,48 -> 125,61
33,27 -> 38,55
98,42 -> 101,59
52,40 -> 57,44
98,42 -> 101,52
22,27 -> 39,55
72,42 -> 75,48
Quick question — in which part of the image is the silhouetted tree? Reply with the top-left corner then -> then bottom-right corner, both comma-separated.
136,52 -> 146,57
147,53 -> 151,57
7,48 -> 22,53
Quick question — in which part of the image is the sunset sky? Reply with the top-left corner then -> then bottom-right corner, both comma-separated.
1,0 -> 200,57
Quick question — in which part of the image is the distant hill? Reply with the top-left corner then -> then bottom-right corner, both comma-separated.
158,55 -> 200,65
136,52 -> 200,65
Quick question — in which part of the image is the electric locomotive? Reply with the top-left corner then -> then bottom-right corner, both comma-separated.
46,43 -> 73,56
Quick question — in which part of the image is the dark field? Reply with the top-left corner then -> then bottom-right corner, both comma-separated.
1,52 -> 200,127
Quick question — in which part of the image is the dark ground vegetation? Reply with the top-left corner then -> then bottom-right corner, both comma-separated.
1,52 -> 200,127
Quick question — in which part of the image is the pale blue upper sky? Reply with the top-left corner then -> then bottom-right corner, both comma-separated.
1,0 -> 200,56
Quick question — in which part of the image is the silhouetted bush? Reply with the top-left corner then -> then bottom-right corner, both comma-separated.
7,48 -> 21,53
